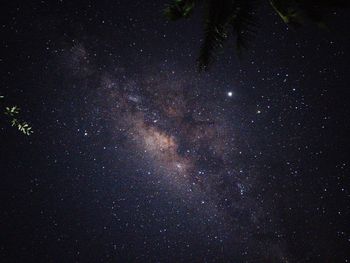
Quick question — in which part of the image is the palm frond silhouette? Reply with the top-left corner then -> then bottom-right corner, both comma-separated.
165,0 -> 348,70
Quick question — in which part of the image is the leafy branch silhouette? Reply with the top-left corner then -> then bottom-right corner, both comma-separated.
1,96 -> 33,135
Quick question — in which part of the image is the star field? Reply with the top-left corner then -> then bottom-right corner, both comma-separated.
1,1 -> 350,262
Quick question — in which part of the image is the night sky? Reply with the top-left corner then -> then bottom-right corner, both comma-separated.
1,1 -> 350,262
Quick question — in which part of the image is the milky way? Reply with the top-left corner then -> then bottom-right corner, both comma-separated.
39,39 -> 297,261
101,70 -> 232,192
48,34 -> 348,261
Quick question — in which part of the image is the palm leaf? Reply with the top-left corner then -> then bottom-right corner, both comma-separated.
164,0 -> 196,20
165,0 -> 348,70
198,0 -> 235,70
270,0 -> 349,27
270,0 -> 304,26
198,0 -> 258,70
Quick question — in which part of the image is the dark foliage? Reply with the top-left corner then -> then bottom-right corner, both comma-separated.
165,0 -> 349,70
